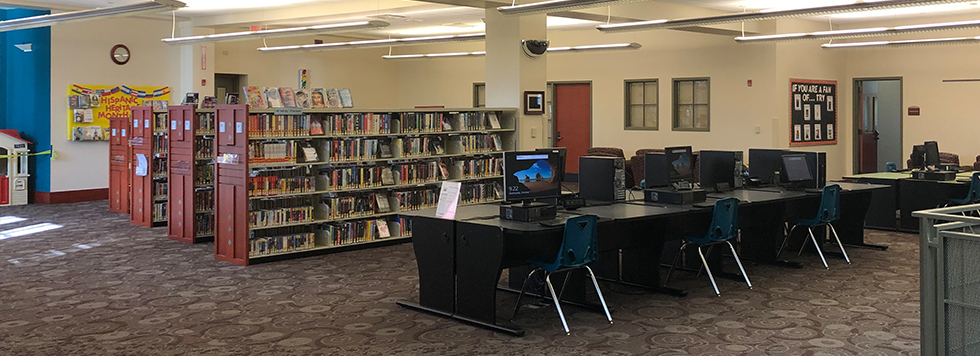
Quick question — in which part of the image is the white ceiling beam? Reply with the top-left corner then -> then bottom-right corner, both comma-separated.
190,0 -> 435,28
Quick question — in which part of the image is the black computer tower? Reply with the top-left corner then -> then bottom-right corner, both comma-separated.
733,151 -> 744,188
644,153 -> 670,188
579,156 -> 627,201
799,151 -> 827,188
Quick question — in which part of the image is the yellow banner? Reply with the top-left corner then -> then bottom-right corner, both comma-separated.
66,85 -> 170,141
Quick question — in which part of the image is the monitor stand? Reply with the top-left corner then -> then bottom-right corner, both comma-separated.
499,200 -> 557,222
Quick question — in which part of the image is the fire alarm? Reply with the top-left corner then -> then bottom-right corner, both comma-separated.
201,79 -> 206,86
747,79 -> 753,87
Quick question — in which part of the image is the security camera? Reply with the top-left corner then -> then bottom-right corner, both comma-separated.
522,40 -> 549,58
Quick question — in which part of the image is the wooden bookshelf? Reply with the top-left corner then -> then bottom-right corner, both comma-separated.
129,107 -> 169,227
167,105 -> 216,243
108,116 -> 131,214
214,105 -> 518,265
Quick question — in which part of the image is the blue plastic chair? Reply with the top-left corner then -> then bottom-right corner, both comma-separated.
511,215 -> 612,335
779,184 -> 848,269
664,198 -> 752,296
886,162 -> 898,172
949,172 -> 980,206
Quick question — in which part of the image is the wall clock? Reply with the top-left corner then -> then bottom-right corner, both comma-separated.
111,44 -> 130,65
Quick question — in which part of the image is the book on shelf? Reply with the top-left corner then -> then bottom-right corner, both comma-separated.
339,89 -> 353,108
377,220 -> 390,238
441,115 -> 453,131
279,87 -> 297,108
375,194 -> 390,213
325,88 -> 341,108
243,86 -> 267,108
295,90 -> 310,109
311,88 -> 327,108
248,114 -> 311,137
183,92 -> 200,106
300,142 -> 319,162
225,93 -> 240,105
439,163 -> 450,179
488,112 -> 501,129
248,141 -> 297,164
379,144 -> 392,158
249,197 -> 315,228
325,193 -> 378,219
250,227 -> 315,257
492,135 -> 503,151
201,96 -> 216,109
248,172 -> 315,197
321,138 -> 381,162
381,167 -> 395,186
264,87 -> 284,108
152,100 -> 168,111
310,117 -> 324,135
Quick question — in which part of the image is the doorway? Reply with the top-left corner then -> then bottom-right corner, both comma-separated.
853,78 -> 903,173
550,82 -> 592,182
214,73 -> 247,104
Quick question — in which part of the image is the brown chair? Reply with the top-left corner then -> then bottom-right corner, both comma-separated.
973,155 -> 980,172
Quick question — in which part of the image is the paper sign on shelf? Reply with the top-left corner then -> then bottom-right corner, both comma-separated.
435,181 -> 462,220
135,154 -> 148,176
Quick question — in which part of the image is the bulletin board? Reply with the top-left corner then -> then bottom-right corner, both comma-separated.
790,79 -> 837,146
67,85 -> 170,141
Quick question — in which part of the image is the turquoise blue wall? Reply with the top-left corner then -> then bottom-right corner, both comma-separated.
0,9 -> 52,194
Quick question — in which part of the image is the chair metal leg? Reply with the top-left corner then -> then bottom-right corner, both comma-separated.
696,245 -> 721,296
806,227 -> 829,269
725,240 -> 752,290
544,273 -> 571,335
664,242 -> 685,286
584,266 -> 613,324
556,270 -> 573,301
511,268 -> 540,321
828,224 -> 850,264
778,224 -> 800,260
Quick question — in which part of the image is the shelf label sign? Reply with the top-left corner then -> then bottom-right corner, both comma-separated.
274,107 -> 304,116
435,181 -> 462,220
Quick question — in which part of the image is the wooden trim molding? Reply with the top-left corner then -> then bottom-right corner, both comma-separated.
34,188 -> 109,204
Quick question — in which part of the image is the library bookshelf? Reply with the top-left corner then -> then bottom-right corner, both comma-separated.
108,116 -> 131,214
213,105 -> 517,265
130,106 -> 170,227
167,105 -> 216,243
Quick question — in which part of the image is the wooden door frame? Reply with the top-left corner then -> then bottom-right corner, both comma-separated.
852,77 -> 903,174
548,81 -> 593,148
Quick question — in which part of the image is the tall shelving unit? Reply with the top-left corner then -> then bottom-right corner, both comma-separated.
108,116 -> 131,214
214,105 -> 518,265
130,106 -> 169,227
167,105 -> 216,243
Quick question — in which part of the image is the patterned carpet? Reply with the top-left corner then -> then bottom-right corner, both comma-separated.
0,201 -> 920,355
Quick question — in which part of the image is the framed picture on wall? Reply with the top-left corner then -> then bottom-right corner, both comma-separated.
524,91 -> 544,115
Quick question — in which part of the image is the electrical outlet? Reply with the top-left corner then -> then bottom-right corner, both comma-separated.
755,125 -> 761,134
530,127 -> 537,138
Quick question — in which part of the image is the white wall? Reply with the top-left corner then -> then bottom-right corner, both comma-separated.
49,17 -> 181,192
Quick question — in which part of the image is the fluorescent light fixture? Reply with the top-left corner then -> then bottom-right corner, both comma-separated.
737,19 -> 980,43
163,20 -> 389,45
498,0 -> 652,16
381,42 -> 640,59
0,0 -> 185,33
597,0 -> 976,33
0,223 -> 63,240
259,33 -> 486,53
822,36 -> 980,48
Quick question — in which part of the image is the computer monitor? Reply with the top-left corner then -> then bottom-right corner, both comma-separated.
749,148 -> 788,183
665,146 -> 694,184
699,150 -> 736,192
924,141 -> 940,167
503,151 -> 562,204
534,147 -> 566,183
910,145 -> 926,170
781,154 -> 813,183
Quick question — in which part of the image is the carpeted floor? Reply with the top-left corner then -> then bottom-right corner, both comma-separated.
0,201 -> 920,355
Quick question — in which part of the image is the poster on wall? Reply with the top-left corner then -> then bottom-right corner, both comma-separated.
67,85 -> 170,141
790,79 -> 837,146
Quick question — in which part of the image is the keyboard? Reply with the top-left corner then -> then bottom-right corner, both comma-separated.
692,201 -> 715,209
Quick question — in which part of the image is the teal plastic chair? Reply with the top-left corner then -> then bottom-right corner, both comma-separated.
949,172 -> 980,206
665,198 -> 752,296
779,184 -> 848,269
511,215 -> 612,335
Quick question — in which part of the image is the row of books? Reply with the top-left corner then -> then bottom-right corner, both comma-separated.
68,94 -> 100,109
458,112 -> 502,131
153,202 -> 168,221
155,113 -> 168,131
152,135 -> 168,153
249,229 -> 316,257
324,219 -> 387,247
400,113 -> 450,134
395,161 -> 441,185
319,166 -> 386,191
195,166 -> 214,186
323,194 -> 379,219
315,113 -> 392,136
249,205 -> 315,228
248,174 -> 316,197
197,113 -> 215,134
243,87 -> 354,110
393,188 -> 439,212
195,189 -> 214,211
195,213 -> 214,237
458,157 -> 502,178
248,141 -> 297,164
152,181 -> 168,197
152,159 -> 167,176
392,216 -> 412,238
248,114 -> 312,138
459,134 -> 503,153
461,181 -> 503,204
399,137 -> 443,158
321,138 -> 382,162
195,138 -> 214,159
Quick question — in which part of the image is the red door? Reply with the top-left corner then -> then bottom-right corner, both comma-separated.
859,90 -> 879,173
553,83 -> 591,177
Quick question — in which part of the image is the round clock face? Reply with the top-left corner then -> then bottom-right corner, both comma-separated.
111,44 -> 130,65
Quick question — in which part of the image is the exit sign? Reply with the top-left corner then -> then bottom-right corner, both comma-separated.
908,106 -> 920,116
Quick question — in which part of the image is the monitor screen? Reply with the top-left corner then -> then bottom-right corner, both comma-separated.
910,145 -> 926,169
699,150 -> 736,190
665,146 -> 694,183
534,147 -> 566,183
749,148 -> 788,182
924,141 -> 940,167
781,154 -> 812,182
504,151 -> 561,202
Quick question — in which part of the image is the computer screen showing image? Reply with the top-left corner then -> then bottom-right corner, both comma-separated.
782,154 -> 813,182
665,146 -> 694,183
503,151 -> 561,203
